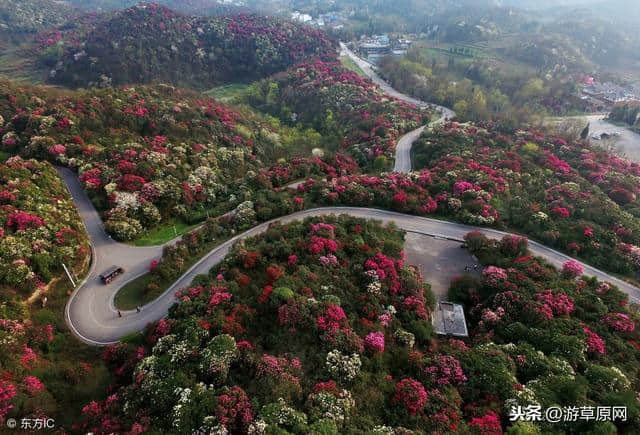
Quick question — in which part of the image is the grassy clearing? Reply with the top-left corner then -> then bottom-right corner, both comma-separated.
129,218 -> 199,246
114,273 -> 158,310
203,83 -> 252,102
340,55 -> 366,77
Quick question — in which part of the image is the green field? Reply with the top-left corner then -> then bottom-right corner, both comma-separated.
203,83 -> 252,102
340,54 -> 366,77
129,218 -> 199,246
114,272 -> 160,310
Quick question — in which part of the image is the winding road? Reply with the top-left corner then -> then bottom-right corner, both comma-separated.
338,42 -> 455,172
61,46 -> 640,346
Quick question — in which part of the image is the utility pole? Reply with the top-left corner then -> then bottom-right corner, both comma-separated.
62,263 -> 76,288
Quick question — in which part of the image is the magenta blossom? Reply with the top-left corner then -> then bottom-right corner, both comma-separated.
365,332 -> 385,353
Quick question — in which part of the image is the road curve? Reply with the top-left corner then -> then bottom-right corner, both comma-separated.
61,48 -> 640,346
339,42 -> 455,173
62,195 -> 640,345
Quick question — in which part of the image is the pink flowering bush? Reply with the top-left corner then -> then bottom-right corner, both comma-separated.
424,355 -> 467,386
215,386 -> 254,431
535,290 -> 574,317
482,266 -> 508,287
583,327 -> 606,354
603,312 -> 635,332
364,332 -> 385,353
469,411 -> 503,434
22,376 -> 45,395
0,380 -> 17,425
562,260 -> 584,278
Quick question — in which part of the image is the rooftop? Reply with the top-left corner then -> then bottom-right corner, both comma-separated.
432,301 -> 468,337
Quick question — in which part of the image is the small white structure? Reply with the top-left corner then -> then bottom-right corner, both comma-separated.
432,301 -> 468,337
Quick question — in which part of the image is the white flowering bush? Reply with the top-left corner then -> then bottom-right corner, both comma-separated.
199,334 -> 238,385
584,365 -> 632,393
325,350 -> 361,384
394,329 -> 415,348
307,389 -> 355,425
232,200 -> 257,230
260,398 -> 308,430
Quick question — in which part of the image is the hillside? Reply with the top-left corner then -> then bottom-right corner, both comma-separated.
43,3 -> 336,88
0,77 -> 335,241
243,59 -> 429,170
0,0 -> 72,38
406,122 -> 640,277
0,157 -> 113,429
68,215 -> 639,433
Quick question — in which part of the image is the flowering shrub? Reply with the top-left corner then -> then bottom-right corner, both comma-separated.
583,327 -> 606,355
325,350 -> 362,384
424,355 -> 467,386
562,260 -> 584,278
394,378 -> 428,416
535,290 -> 574,317
469,411 -> 502,434
482,266 -> 508,287
364,332 -> 385,353
603,312 -> 635,332
22,376 -> 45,395
215,386 -> 254,431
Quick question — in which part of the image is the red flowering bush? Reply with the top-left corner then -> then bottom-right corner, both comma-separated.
394,378 -> 428,415
469,411 -> 503,434
22,376 -> 45,395
0,380 -> 17,425
482,266 -> 508,287
583,326 -> 606,354
535,290 -> 574,317
424,355 -> 467,386
215,386 -> 254,431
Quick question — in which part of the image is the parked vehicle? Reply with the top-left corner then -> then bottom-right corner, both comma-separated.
100,266 -> 124,284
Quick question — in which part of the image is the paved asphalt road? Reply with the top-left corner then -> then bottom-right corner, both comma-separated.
585,115 -> 640,162
62,48 -> 640,345
553,114 -> 640,162
339,42 -> 455,173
